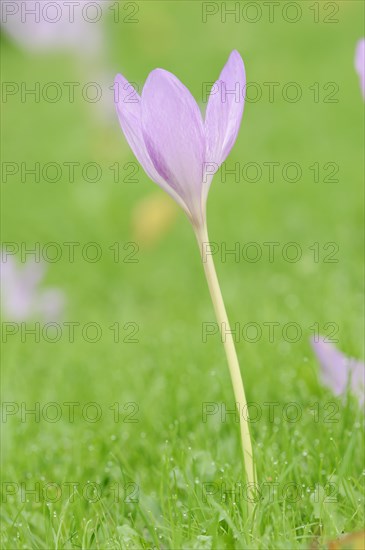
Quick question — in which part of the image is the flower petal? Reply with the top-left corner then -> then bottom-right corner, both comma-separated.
114,74 -> 188,213
205,50 -> 246,167
114,74 -> 162,183
355,39 -> 365,99
311,337 -> 364,404
141,69 -> 206,224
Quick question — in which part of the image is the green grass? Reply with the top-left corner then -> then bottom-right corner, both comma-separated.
1,1 -> 364,548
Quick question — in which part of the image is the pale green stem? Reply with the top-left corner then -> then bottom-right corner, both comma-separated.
195,222 -> 257,497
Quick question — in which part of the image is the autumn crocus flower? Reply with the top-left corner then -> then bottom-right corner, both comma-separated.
1,0 -> 114,120
355,39 -> 365,98
311,337 -> 364,405
115,51 -> 256,495
0,252 -> 64,322
115,51 -> 245,230
1,0 -> 108,55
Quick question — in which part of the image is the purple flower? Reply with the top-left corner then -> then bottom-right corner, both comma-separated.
1,0 -> 108,55
1,253 -> 64,322
355,39 -> 365,99
311,336 -> 364,404
114,52 -> 257,491
114,50 -> 245,228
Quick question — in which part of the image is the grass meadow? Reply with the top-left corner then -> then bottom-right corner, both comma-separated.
1,1 -> 364,548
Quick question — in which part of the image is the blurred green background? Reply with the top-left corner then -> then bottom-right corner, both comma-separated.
1,1 -> 364,548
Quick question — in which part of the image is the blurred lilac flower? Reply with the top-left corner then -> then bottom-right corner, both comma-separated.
1,1 -> 114,121
0,253 -> 64,322
1,0 -> 108,55
355,39 -> 365,98
114,50 -> 245,229
311,336 -> 364,404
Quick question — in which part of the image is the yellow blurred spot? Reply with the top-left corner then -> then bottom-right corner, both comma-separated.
131,192 -> 179,248
326,531 -> 365,549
